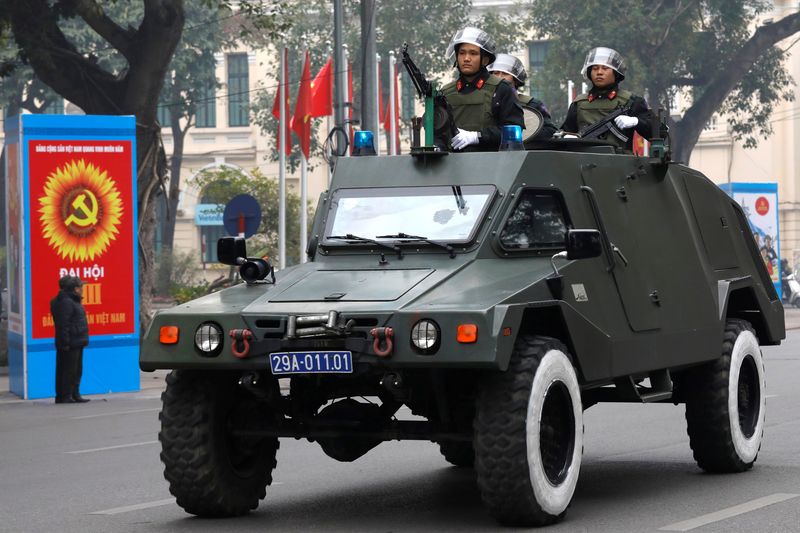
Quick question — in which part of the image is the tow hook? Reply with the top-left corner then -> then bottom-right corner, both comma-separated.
229,329 -> 253,358
370,327 -> 394,357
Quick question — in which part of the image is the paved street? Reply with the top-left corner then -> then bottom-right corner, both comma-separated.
1,322 -> 799,532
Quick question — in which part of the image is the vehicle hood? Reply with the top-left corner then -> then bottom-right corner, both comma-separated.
267,268 -> 434,302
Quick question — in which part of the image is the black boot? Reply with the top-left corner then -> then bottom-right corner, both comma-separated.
55,397 -> 76,404
72,394 -> 90,403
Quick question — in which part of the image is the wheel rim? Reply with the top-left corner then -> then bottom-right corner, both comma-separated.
539,380 -> 575,485
737,354 -> 760,439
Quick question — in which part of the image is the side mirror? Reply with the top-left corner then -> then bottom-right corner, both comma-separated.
217,236 -> 246,265
566,229 -> 603,260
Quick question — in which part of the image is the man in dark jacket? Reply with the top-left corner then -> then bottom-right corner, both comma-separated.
51,275 -> 90,403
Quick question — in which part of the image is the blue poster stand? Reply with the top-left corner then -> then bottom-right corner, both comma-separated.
719,182 -> 781,299
4,115 -> 140,399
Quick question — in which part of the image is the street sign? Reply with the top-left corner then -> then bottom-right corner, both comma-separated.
223,194 -> 261,238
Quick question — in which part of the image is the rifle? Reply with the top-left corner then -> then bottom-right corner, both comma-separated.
401,43 -> 456,151
579,101 -> 635,143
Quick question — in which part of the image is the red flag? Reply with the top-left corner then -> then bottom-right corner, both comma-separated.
272,48 -> 291,155
292,51 -> 312,159
632,131 -> 649,157
383,64 -> 401,154
310,57 -> 333,117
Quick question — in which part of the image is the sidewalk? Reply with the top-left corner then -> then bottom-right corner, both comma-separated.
3,307 -> 800,400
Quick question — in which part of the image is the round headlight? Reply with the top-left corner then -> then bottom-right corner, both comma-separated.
195,322 -> 223,355
411,319 -> 440,354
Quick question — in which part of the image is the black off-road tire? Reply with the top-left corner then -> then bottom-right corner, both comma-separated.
438,440 -> 474,467
474,335 -> 583,527
159,370 -> 280,517
685,319 -> 766,473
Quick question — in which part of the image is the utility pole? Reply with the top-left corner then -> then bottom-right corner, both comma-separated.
360,0 -> 377,138
333,0 -> 348,154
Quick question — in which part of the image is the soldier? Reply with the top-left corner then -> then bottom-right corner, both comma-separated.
561,47 -> 653,152
488,53 -> 557,140
442,27 -> 524,152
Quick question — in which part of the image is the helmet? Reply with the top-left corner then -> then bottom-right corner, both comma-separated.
582,47 -> 627,82
446,27 -> 497,67
488,53 -> 528,87
59,275 -> 84,290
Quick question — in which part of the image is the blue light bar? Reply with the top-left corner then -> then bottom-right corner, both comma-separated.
500,125 -> 524,151
353,130 -> 376,156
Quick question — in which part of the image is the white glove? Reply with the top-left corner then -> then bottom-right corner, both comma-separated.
451,128 -> 480,150
614,115 -> 639,129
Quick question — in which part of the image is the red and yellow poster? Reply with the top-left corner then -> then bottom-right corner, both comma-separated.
27,139 -> 136,338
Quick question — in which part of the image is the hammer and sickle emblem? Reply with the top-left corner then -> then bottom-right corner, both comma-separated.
65,190 -> 99,228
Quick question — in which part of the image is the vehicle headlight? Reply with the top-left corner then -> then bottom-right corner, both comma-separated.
411,319 -> 440,354
195,322 -> 223,356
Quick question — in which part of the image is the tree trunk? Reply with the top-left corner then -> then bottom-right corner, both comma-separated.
5,0 -> 185,331
161,107 -> 189,253
671,11 -> 800,163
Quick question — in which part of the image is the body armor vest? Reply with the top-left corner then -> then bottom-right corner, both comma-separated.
574,90 -> 632,147
442,75 -> 501,132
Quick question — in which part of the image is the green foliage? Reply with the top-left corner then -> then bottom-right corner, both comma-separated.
191,166 -> 314,266
171,281 -> 214,305
525,0 -> 795,149
159,2 -> 234,128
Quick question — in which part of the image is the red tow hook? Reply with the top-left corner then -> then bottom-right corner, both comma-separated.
370,327 -> 394,357
229,329 -> 253,358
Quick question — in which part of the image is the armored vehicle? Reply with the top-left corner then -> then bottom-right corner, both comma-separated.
142,140 -> 784,527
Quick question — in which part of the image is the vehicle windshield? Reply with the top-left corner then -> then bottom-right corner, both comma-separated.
325,185 -> 495,243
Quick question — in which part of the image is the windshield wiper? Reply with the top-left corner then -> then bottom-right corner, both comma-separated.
326,234 -> 403,259
376,233 -> 456,258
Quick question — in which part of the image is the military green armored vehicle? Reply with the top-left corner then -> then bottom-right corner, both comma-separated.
142,140 -> 784,527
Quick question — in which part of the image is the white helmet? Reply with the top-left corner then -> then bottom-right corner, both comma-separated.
488,53 -> 528,87
446,26 -> 497,67
582,47 -> 627,82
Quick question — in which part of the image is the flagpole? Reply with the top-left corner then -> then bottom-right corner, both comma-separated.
375,53 -> 381,156
326,114 -> 332,184
344,45 -> 351,157
300,154 -> 308,264
278,47 -> 287,269
389,51 -> 397,156
567,80 -> 574,108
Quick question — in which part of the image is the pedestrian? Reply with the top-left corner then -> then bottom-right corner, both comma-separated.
442,26 -> 524,152
488,53 -> 557,140
51,275 -> 90,403
561,47 -> 653,152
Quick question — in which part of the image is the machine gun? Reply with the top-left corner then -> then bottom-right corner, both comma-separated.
579,101 -> 635,143
401,43 -> 457,152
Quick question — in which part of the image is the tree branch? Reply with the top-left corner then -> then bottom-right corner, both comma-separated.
653,0 -> 699,49
69,0 -> 136,60
6,0 -> 122,114
674,11 -> 800,162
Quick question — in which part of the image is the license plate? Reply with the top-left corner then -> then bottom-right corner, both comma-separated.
269,351 -> 353,375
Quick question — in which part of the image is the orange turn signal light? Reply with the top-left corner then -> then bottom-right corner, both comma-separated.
457,324 -> 478,343
160,326 -> 179,344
